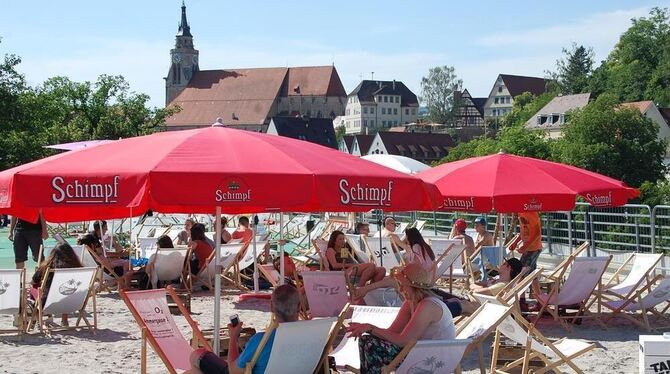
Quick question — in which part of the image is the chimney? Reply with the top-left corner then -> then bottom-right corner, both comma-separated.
392,80 -> 396,90
378,81 -> 382,89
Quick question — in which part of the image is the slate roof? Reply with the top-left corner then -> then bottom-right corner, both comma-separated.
268,117 -> 337,149
376,132 -> 454,161
348,80 -> 419,107
524,93 -> 590,128
500,74 -> 552,97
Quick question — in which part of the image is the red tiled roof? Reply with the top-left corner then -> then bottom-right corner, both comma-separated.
620,101 -> 654,114
280,66 -> 346,97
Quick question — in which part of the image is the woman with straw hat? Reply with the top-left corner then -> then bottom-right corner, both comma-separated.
346,263 -> 456,374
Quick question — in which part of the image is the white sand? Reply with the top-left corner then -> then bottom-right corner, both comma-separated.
0,287 -> 664,373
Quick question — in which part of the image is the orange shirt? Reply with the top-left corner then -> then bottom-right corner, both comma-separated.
518,212 -> 542,253
232,227 -> 253,243
193,240 -> 213,272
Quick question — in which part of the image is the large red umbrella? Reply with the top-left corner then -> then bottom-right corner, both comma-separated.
0,126 -> 440,222
418,151 -> 639,213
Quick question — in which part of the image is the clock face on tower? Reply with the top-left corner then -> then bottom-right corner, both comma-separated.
192,55 -> 198,65
172,53 -> 182,64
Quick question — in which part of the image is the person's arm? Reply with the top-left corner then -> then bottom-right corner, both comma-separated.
473,282 -> 505,296
222,231 -> 232,244
390,234 -> 410,252
227,321 -> 244,374
325,248 -> 351,270
39,212 -> 48,240
8,216 -> 16,241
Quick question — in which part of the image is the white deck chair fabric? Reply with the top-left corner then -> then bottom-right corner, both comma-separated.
456,303 -> 511,341
150,248 -> 187,288
124,289 -> 193,370
0,270 -> 23,314
536,257 -> 610,306
313,239 -> 330,269
302,271 -> 349,317
264,317 -> 337,374
393,339 -> 472,374
433,241 -> 466,280
331,306 -> 400,370
365,237 -> 399,271
259,264 -> 281,285
605,253 -> 662,297
429,238 -> 461,258
42,267 -> 97,315
363,287 -> 403,307
605,276 -> 670,312
345,234 -> 369,263
237,241 -> 266,271
199,243 -> 245,280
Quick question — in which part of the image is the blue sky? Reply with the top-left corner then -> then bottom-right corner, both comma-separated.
2,1 -> 668,107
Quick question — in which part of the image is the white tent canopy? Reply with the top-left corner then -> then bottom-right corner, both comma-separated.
361,154 -> 431,174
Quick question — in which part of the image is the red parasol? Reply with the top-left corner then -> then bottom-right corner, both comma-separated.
417,151 -> 639,213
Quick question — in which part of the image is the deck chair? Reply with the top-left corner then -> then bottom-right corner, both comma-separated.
540,241 -> 589,284
599,252 -> 662,308
302,271 -> 350,318
382,338 -> 472,374
121,286 -> 211,374
364,237 -> 400,272
27,267 -> 98,335
149,247 -> 188,289
73,245 -> 125,293
231,240 -> 267,289
345,234 -> 371,263
0,269 -> 26,336
432,240 -> 470,292
478,246 -> 507,281
331,305 -> 401,371
535,256 -> 612,330
455,302 -> 514,374
312,239 -> 330,270
603,274 -> 670,330
190,242 -> 248,291
246,304 -> 348,374
259,264 -> 282,287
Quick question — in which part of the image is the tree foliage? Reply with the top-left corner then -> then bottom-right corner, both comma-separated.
420,66 -> 462,124
547,43 -> 594,95
500,92 -> 557,128
552,94 -> 667,187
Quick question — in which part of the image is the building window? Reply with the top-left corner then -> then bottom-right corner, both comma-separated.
384,96 -> 388,103
346,109 -> 350,116
317,111 -> 322,118
382,120 -> 386,126
363,107 -> 368,114
363,120 -> 367,126
371,107 -> 375,114
370,120 -> 375,126
382,108 -> 386,114
405,108 -> 409,115
492,109 -> 497,116
393,108 -> 398,115
494,98 -> 499,104
506,97 -> 511,104
411,108 -> 416,115
498,86 -> 503,93
395,97 -> 399,103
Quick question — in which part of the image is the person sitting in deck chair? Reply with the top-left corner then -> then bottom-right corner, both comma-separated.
78,234 -> 136,290
190,284 -> 301,374
326,230 -> 385,287
449,218 -> 475,258
470,257 -> 523,296
177,218 -> 196,245
30,243 -> 83,327
189,223 -> 214,276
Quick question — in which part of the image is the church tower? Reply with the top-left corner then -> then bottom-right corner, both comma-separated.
165,1 -> 199,105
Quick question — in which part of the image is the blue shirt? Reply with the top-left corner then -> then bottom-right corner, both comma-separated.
237,330 -> 276,374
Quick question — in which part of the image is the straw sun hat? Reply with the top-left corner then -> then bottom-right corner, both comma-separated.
391,263 -> 434,290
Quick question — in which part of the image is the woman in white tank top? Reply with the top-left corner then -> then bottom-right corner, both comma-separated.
346,263 -> 455,374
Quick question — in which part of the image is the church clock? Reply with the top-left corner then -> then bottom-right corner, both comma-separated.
172,53 -> 182,64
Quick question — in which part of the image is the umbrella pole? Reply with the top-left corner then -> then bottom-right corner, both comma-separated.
213,206 -> 222,354
129,208 -> 132,268
279,214 -> 285,285
379,210 -> 384,268
252,220 -> 259,292
497,213 -> 504,261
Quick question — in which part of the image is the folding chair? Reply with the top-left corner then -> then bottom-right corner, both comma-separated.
455,302 -> 514,374
27,267 -> 98,336
478,245 -> 507,281
121,286 -> 211,374
535,256 -> 612,330
0,269 -> 26,336
603,274 -> 670,331
79,245 -> 127,292
301,271 -> 350,318
245,304 -> 348,374
540,241 -> 589,284
149,247 -> 189,289
599,252 -> 662,309
259,264 -> 281,287
363,237 -> 400,273
432,240 -> 470,293
382,338 -> 472,374
312,238 -> 330,270
330,305 -> 400,372
345,234 -> 371,264
189,242 -> 248,291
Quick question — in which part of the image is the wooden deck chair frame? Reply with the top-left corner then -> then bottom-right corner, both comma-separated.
188,242 -> 249,292
345,234 -> 373,264
598,252 -> 662,312
540,241 -> 589,284
121,286 -> 211,374
27,267 -> 98,336
151,246 -> 190,290
455,302 -> 514,374
490,308 -> 596,374
602,274 -> 670,331
257,264 -> 308,318
312,238 -> 330,270
536,256 -> 612,330
0,269 -> 27,337
84,245 -> 126,292
245,302 -> 350,374
435,241 -> 472,293
381,338 -> 473,374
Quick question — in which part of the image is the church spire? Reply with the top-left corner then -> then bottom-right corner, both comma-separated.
177,1 -> 192,37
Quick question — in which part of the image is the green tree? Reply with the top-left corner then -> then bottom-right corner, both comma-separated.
639,180 -> 670,207
420,66 -> 462,124
547,43 -> 595,94
552,94 -> 667,187
500,91 -> 557,128
335,125 -> 346,145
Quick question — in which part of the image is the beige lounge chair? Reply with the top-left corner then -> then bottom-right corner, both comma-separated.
603,274 -> 670,330
0,269 -> 27,336
382,338 -> 472,374
598,252 -> 663,313
302,271 -> 350,318
121,286 -> 211,373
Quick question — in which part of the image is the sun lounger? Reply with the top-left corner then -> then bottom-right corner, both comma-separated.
603,274 -> 670,330
478,245 -> 507,281
535,256 -> 612,330
190,242 -> 247,291
364,237 -> 400,272
312,239 -> 330,270
540,242 -> 589,284
345,234 -> 372,263
0,269 -> 26,336
246,303 -> 348,374
455,302 -> 514,374
149,247 -> 188,289
382,338 -> 472,374
121,286 -> 211,374
73,245 -> 125,292
330,305 -> 401,371
27,267 -> 98,335
302,271 -> 350,318
600,252 -> 662,307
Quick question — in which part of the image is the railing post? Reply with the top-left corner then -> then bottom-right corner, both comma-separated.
567,211 -> 573,252
635,216 -> 641,252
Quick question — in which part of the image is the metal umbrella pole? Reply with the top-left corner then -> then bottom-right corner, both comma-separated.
378,210 -> 384,268
279,214 -> 285,285
213,206 -> 222,354
252,219 -> 259,292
